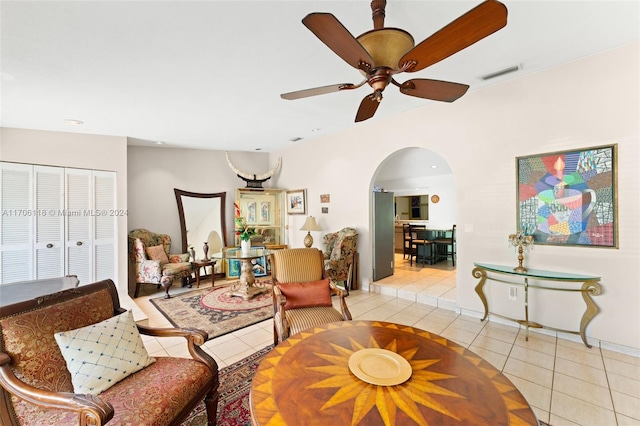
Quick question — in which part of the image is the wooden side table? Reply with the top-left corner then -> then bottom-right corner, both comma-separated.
192,259 -> 216,288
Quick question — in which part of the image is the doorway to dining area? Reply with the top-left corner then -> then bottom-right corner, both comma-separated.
371,147 -> 457,309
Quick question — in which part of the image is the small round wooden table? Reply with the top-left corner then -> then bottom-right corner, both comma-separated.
250,321 -> 538,425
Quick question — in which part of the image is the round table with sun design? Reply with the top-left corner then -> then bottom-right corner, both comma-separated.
249,321 -> 538,426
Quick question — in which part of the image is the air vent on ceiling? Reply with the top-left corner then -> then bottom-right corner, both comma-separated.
480,65 -> 520,81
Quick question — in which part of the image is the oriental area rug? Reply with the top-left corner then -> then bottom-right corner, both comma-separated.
181,344 -> 274,426
150,281 -> 273,340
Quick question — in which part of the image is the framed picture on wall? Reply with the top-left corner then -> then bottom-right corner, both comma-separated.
286,189 -> 307,215
516,144 -> 617,247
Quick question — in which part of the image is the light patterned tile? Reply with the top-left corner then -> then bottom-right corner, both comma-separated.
612,391 -> 640,421
503,358 -> 553,388
617,413 -> 640,425
509,345 -> 555,370
604,356 -> 640,378
471,334 -> 514,356
469,345 -> 508,370
550,391 -> 617,425
553,372 -> 614,410
554,357 -> 609,388
504,373 -> 552,413
556,343 -> 604,370
608,372 -> 640,398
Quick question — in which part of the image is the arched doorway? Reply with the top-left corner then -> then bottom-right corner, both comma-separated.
370,147 -> 457,303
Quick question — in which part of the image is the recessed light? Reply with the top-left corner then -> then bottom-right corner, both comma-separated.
63,119 -> 84,126
431,165 -> 438,168
154,141 -> 165,145
311,128 -> 321,132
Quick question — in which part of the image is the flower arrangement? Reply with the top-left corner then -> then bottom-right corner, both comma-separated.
234,203 -> 256,242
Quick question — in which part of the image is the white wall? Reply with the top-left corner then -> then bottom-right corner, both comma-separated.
272,44 -> 640,350
0,128 -> 129,296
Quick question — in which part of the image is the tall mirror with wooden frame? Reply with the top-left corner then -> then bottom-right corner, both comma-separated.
174,189 -> 227,278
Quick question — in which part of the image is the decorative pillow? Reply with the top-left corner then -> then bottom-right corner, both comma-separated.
146,244 -> 169,265
277,278 -> 332,310
54,311 -> 155,395
169,253 -> 190,263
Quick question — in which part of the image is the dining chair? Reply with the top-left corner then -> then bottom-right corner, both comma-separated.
408,225 -> 428,266
411,227 -> 436,266
434,225 -> 457,266
402,224 -> 413,260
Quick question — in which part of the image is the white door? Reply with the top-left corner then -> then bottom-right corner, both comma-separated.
93,171 -> 116,282
65,168 -> 93,284
0,162 -> 34,283
34,166 -> 65,279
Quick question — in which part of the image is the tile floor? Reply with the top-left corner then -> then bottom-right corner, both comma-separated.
134,254 -> 640,426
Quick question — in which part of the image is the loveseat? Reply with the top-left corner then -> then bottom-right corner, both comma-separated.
0,279 -> 219,425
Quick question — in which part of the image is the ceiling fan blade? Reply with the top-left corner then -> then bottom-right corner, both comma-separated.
400,0 -> 507,73
400,79 -> 469,102
303,13 -> 374,70
281,83 -> 355,100
355,93 -> 381,122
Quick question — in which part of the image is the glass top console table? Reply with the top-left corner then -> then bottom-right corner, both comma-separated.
472,263 -> 602,348
212,248 -> 273,300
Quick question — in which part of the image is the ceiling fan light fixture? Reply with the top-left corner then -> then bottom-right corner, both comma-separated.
357,28 -> 414,69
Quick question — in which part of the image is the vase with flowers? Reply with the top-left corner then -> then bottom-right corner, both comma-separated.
235,203 -> 256,253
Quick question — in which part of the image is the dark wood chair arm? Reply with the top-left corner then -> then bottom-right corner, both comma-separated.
329,283 -> 352,320
0,352 -> 114,425
136,325 -> 218,371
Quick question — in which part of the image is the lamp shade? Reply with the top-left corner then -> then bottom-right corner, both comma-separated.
300,216 -> 321,232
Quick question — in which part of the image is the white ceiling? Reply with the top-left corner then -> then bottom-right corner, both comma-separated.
2,1 -> 638,154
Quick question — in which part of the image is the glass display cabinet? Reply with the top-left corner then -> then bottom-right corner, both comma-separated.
235,188 -> 286,248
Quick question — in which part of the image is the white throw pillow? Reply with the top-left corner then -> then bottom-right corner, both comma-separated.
54,311 -> 155,395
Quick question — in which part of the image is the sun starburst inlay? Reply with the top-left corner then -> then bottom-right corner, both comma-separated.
306,336 -> 463,425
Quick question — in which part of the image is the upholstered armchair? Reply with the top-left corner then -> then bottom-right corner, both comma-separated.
269,248 -> 352,345
322,227 -> 359,292
0,279 -> 219,425
128,228 -> 193,298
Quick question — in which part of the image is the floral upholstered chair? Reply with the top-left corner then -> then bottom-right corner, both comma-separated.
128,228 -> 192,298
322,227 -> 359,292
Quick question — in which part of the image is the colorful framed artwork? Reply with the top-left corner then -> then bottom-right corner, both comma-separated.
286,189 -> 306,215
516,144 -> 617,247
260,201 -> 270,223
320,194 -> 330,203
225,246 -> 268,278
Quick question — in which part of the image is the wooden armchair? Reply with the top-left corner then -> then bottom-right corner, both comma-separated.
0,280 -> 219,425
269,248 -> 352,345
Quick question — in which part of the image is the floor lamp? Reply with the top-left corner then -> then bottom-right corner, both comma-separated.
300,216 -> 321,248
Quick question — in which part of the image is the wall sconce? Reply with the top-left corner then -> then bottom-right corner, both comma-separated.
300,216 -> 321,248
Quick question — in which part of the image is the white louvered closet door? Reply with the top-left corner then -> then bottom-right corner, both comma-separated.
93,171 -> 116,282
65,168 -> 93,284
34,166 -> 65,279
0,163 -> 34,283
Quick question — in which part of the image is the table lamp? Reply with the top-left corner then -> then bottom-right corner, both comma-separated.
300,216 -> 321,248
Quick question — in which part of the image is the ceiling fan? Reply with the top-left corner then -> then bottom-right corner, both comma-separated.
281,0 -> 508,122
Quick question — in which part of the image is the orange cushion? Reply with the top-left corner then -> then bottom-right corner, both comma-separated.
146,245 -> 169,265
277,278 -> 332,309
